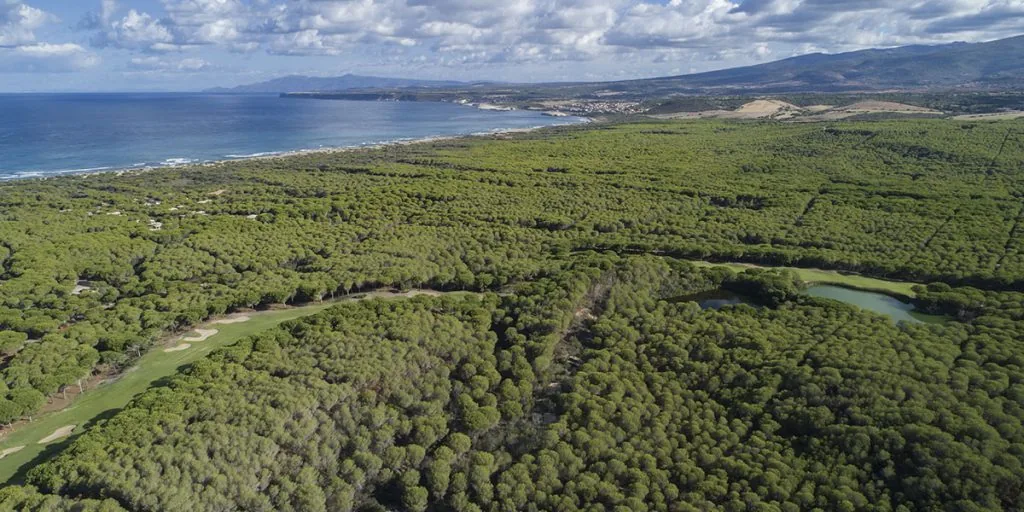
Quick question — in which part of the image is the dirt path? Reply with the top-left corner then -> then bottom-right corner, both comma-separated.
38,425 -> 75,444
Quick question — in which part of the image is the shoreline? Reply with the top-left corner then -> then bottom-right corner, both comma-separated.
0,115 -> 591,183
205,118 -> 591,166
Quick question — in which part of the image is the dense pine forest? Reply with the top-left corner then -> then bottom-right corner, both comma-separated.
0,119 -> 1022,510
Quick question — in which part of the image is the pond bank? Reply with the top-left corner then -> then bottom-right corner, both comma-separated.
804,285 -> 948,324
675,261 -> 948,324
671,285 -> 947,324
689,260 -> 919,298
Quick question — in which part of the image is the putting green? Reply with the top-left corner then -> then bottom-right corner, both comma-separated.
0,289 -> 467,485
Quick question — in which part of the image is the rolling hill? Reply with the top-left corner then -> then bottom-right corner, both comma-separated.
252,35 -> 1024,102
608,34 -> 1024,93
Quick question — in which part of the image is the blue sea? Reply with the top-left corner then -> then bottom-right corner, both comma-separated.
0,93 -> 584,179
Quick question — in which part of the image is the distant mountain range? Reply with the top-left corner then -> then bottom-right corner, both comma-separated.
205,74 -> 471,93
607,34 -> 1024,93
214,35 -> 1024,97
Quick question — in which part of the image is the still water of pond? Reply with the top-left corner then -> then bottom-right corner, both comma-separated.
804,285 -> 948,324
670,290 -> 748,310
673,285 -> 948,324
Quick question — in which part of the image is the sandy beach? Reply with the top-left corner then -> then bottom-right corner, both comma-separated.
11,116 -> 589,184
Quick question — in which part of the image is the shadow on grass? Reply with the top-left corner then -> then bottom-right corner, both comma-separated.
6,407 -> 123,486
149,373 -> 180,389
5,368 -> 194,486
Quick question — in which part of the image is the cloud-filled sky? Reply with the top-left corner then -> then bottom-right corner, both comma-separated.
0,0 -> 1022,91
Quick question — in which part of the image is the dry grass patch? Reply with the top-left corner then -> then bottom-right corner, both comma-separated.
952,111 -> 1024,121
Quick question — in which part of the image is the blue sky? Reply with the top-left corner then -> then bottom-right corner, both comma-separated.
1,0 -> 1022,92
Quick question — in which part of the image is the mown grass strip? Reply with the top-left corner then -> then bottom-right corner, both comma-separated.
0,289 -> 471,484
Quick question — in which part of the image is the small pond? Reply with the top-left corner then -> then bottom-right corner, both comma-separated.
804,285 -> 948,324
669,290 -> 750,310
671,285 -> 949,324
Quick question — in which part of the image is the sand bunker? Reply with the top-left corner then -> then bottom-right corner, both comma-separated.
164,343 -> 191,352
213,315 -> 250,325
38,425 -> 75,444
183,329 -> 218,342
0,446 -> 25,459
402,290 -> 443,298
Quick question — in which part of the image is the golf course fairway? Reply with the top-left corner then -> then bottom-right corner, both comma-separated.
0,289 -> 459,484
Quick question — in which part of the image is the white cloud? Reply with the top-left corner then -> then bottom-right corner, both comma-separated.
0,1 -> 57,47
17,42 -> 88,58
69,0 -> 1024,76
194,18 -> 239,43
93,9 -> 177,51
603,0 -> 739,49
101,0 -> 118,23
0,2 -> 103,73
753,43 -> 772,59
0,42 -> 100,72
129,54 -> 210,71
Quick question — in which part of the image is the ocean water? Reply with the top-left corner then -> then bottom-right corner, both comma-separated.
0,93 -> 584,179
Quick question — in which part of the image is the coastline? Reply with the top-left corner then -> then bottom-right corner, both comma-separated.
207,118 -> 591,167
0,114 -> 591,183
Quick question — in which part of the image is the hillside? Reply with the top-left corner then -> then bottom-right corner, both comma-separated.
271,35 -> 1024,105
623,34 -> 1024,92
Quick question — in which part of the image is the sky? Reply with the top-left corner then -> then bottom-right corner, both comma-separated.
0,0 -> 1022,91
